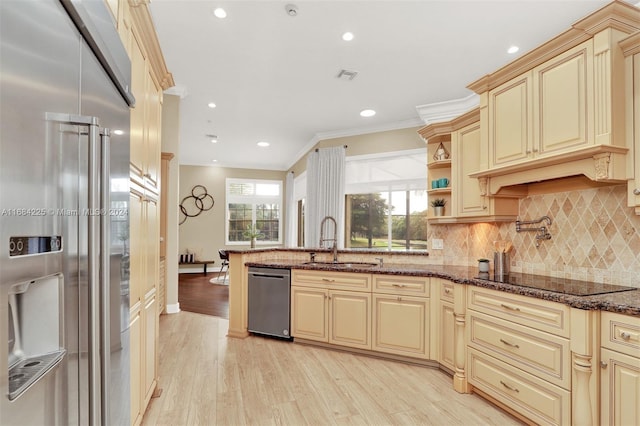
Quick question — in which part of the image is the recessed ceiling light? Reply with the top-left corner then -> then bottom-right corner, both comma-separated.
113,129 -> 124,135
342,32 -> 354,41
212,159 -> 218,163
507,45 -> 519,54
208,102 -> 217,108
257,141 -> 270,147
360,109 -> 376,117
210,138 -> 218,143
213,8 -> 227,19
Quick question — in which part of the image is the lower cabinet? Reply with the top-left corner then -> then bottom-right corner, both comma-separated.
437,279 -> 455,371
290,285 -> 371,350
129,306 -> 142,426
600,311 -> 640,426
372,294 -> 429,358
467,286 -> 571,425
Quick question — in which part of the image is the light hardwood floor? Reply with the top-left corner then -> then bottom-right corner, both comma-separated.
142,311 -> 523,426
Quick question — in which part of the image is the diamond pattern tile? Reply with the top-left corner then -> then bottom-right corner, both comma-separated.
433,184 -> 640,287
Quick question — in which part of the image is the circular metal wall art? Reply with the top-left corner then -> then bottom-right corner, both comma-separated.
179,185 -> 214,225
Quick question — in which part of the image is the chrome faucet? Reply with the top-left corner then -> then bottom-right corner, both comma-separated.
319,216 -> 338,262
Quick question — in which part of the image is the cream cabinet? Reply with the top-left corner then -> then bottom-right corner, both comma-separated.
600,311 -> 640,426
436,279 -> 455,371
420,108 -> 517,223
112,0 -> 173,422
371,275 -> 431,359
622,32 -> 640,214
488,42 -> 593,169
291,270 -> 371,350
467,286 -> 571,425
467,3 -> 639,195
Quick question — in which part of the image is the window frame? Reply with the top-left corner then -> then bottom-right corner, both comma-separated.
225,178 -> 283,246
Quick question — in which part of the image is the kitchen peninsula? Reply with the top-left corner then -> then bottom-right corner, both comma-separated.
226,248 -> 639,426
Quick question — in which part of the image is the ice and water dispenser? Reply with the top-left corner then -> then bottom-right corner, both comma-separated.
7,274 -> 65,400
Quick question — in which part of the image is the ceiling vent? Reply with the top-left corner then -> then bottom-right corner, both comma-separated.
337,69 -> 358,80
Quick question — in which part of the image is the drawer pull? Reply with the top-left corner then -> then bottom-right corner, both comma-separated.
499,338 -> 520,349
500,303 -> 520,312
397,297 -> 402,302
444,288 -> 451,294
392,284 -> 406,288
500,380 -> 519,393
322,278 -> 335,283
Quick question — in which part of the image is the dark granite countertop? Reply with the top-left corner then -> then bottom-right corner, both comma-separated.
244,260 -> 640,317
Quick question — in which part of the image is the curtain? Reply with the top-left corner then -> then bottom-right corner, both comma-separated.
305,146 -> 346,248
284,171 -> 296,247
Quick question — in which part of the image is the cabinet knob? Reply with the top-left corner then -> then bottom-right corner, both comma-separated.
532,148 -> 539,153
634,188 -> 640,196
600,361 -> 608,369
526,150 -> 532,154
620,331 -> 631,340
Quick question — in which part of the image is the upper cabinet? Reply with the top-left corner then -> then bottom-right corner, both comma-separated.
467,1 -> 640,196
621,31 -> 640,214
419,109 -> 518,224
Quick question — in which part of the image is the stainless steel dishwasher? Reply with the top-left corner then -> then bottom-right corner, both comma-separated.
247,267 -> 292,339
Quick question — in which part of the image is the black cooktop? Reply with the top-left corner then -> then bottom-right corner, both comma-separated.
476,272 -> 637,296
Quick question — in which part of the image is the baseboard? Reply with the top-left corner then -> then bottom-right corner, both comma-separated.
165,302 -> 180,314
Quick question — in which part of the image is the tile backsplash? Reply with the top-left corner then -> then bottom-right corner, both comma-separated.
428,184 -> 640,287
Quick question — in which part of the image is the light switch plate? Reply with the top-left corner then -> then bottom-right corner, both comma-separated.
432,238 -> 443,250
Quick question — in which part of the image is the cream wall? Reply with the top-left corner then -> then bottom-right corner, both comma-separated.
161,94 -> 180,312
179,166 -> 287,265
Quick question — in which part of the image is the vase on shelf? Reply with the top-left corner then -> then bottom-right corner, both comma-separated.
250,237 -> 256,248
433,206 -> 444,216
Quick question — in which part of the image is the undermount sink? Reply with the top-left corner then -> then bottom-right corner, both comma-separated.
302,261 -> 379,268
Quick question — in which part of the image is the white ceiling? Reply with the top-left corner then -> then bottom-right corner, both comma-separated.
149,0 -> 637,171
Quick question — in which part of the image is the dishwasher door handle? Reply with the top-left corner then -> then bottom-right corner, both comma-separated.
249,273 -> 287,279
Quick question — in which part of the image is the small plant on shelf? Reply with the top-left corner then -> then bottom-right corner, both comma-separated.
430,198 -> 447,216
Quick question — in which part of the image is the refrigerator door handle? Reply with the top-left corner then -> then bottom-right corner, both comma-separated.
99,128 -> 111,426
87,121 -> 102,425
45,112 -> 100,127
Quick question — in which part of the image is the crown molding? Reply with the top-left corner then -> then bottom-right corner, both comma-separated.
129,0 -> 174,90
415,93 -> 479,125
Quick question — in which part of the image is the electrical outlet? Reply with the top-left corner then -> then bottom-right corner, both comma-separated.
432,238 -> 444,250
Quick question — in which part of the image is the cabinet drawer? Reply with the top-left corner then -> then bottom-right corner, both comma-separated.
468,311 -> 570,390
373,274 -> 429,297
467,286 -> 570,337
440,280 -> 454,302
601,311 -> 640,358
292,270 -> 371,292
468,347 -> 570,426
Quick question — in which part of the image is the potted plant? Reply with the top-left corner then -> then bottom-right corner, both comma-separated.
243,224 -> 263,248
430,198 -> 446,216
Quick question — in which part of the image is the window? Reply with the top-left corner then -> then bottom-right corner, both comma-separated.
346,190 -> 428,250
226,179 -> 282,245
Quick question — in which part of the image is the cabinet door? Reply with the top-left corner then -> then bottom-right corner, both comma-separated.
455,122 -> 485,216
489,74 -> 532,168
129,308 -> 142,426
291,286 -> 328,342
439,300 -> 455,370
372,294 -> 428,358
329,290 -> 371,350
144,72 -> 161,191
129,185 -> 144,308
631,52 -> 640,214
143,291 -> 158,405
533,41 -> 592,157
600,347 -> 640,426
129,30 -> 147,183
144,195 -> 159,294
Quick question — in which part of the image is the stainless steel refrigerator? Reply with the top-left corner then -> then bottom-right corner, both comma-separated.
0,0 -> 134,424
